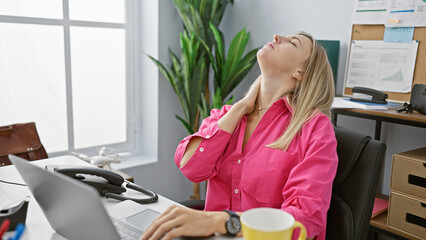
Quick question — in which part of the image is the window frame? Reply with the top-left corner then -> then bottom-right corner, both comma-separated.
0,0 -> 137,157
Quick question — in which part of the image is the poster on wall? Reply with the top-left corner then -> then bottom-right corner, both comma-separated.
352,0 -> 426,27
345,40 -> 418,93
352,0 -> 389,24
386,0 -> 426,27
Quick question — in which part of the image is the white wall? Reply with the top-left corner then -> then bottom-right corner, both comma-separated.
123,0 -> 194,202
125,0 -> 426,202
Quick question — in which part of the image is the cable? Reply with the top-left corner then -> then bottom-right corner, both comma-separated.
105,181 -> 158,204
0,179 -> 26,186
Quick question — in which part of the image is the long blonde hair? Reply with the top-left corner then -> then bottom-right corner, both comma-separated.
267,32 -> 335,151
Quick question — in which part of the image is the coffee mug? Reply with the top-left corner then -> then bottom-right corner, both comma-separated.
241,208 -> 306,240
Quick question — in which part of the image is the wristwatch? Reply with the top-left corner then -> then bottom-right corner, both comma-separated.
223,209 -> 241,236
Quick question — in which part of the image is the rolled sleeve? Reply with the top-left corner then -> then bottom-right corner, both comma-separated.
174,106 -> 233,182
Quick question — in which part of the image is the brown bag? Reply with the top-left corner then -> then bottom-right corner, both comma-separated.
0,122 -> 48,166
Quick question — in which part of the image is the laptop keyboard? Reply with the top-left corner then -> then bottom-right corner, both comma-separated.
112,218 -> 144,240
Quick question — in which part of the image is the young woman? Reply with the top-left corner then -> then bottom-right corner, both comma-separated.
142,32 -> 338,240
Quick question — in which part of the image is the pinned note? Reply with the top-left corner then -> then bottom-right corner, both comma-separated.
383,27 -> 414,43
387,19 -> 400,24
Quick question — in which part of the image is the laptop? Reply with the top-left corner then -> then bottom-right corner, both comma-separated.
9,154 -> 161,240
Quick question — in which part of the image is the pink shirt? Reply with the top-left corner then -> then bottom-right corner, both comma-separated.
175,97 -> 338,240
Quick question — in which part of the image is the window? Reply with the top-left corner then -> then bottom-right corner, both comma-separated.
0,0 -> 135,155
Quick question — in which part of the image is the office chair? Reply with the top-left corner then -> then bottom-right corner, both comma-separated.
326,127 -> 386,240
180,127 -> 386,240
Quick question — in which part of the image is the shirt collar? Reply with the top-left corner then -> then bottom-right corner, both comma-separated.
281,96 -> 294,114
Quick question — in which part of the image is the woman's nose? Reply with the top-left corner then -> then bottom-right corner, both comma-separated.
273,34 -> 281,43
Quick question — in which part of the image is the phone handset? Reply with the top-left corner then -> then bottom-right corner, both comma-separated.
53,167 -> 126,195
50,166 -> 158,204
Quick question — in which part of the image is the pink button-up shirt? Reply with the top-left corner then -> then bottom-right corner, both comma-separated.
175,97 -> 338,240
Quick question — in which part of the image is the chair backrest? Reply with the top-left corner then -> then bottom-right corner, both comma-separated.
0,122 -> 48,166
326,127 -> 386,240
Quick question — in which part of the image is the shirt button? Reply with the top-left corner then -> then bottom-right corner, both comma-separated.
206,135 -> 211,139
199,147 -> 204,152
234,189 -> 239,194
237,159 -> 241,164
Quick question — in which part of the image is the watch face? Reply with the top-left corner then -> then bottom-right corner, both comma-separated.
226,216 -> 241,235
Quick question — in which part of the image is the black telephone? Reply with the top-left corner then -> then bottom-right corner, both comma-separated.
350,87 -> 388,104
46,165 -> 158,204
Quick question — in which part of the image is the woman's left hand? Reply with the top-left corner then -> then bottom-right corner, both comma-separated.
141,205 -> 226,240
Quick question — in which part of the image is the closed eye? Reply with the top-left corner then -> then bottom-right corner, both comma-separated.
290,41 -> 297,47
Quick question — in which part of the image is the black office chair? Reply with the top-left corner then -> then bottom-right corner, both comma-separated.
326,127 -> 386,240
180,127 -> 386,240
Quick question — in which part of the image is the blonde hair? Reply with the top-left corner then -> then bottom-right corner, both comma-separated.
267,31 -> 335,151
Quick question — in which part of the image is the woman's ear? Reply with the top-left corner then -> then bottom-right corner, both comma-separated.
292,69 -> 304,81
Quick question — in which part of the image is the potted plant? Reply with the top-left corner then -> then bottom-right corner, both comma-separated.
149,0 -> 259,199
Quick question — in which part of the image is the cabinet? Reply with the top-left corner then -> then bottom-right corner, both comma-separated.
388,148 -> 426,239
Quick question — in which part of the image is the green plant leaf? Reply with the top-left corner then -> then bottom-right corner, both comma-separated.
222,48 -> 259,97
189,4 -> 206,40
199,37 -> 219,84
199,92 -> 210,120
225,95 -> 235,105
222,28 -> 250,86
209,23 -> 224,73
176,114 -> 194,134
212,88 -> 223,109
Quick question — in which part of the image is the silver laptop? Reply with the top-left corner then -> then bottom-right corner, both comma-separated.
9,154 -> 160,240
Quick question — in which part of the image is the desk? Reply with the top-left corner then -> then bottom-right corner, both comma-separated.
332,108 -> 426,140
0,156 -> 237,240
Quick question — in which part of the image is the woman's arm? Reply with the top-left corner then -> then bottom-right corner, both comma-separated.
179,77 -> 261,168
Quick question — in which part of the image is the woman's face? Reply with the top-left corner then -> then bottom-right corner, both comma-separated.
257,34 -> 312,77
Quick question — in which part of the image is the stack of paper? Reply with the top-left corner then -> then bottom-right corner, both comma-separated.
332,97 -> 401,110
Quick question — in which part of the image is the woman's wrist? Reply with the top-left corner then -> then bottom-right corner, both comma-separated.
206,211 -> 229,235
234,100 -> 253,115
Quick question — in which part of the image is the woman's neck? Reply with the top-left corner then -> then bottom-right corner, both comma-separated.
257,74 -> 296,110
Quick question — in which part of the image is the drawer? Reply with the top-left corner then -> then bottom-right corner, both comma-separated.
391,149 -> 426,199
388,192 -> 426,239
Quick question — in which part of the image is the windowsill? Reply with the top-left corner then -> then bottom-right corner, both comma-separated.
110,154 -> 157,170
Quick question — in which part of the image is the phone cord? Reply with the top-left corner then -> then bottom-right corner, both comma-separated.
105,182 -> 159,204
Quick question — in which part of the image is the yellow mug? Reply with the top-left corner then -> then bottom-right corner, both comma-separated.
241,208 -> 307,240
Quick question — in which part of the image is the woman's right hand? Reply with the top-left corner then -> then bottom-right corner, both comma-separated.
237,75 -> 261,115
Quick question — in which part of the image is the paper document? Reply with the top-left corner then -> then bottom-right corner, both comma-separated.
352,0 -> 389,24
332,97 -> 401,110
352,0 -> 426,27
386,0 -> 426,27
345,40 -> 418,93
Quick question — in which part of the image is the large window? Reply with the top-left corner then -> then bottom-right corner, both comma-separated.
0,0 -> 135,155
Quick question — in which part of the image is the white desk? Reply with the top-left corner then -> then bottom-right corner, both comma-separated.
0,156 -> 238,240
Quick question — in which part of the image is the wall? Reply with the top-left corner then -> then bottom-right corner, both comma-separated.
122,0 -> 194,202
126,0 -> 426,202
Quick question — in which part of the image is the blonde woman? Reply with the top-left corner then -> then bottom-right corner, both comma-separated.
142,32 -> 338,240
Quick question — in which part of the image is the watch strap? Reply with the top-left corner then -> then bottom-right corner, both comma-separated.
223,209 -> 240,236
223,209 -> 239,218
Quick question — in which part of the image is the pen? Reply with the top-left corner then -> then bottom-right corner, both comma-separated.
9,223 -> 25,240
0,219 -> 10,238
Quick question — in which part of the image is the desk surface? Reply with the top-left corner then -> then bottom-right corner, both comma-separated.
332,108 -> 426,127
0,156 -> 237,240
